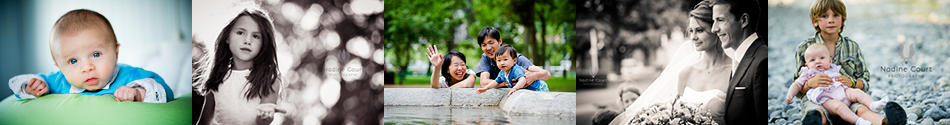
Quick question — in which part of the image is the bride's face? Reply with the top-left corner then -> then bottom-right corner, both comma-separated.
687,18 -> 719,52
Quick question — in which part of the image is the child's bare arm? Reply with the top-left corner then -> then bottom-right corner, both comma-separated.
477,80 -> 501,94
258,80 -> 283,123
482,81 -> 500,89
261,79 -> 281,104
512,77 -> 528,89
506,77 -> 529,97
786,82 -> 803,104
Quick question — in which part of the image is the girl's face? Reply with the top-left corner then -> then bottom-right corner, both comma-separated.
480,37 -> 502,59
804,47 -> 833,70
447,56 -> 467,81
814,9 -> 842,35
688,18 -> 720,52
228,16 -> 263,62
620,91 -> 638,108
494,51 -> 517,72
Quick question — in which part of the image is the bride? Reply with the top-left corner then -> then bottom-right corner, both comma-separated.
610,1 -> 732,124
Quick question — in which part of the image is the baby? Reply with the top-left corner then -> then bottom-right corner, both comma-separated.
477,44 -> 548,97
785,44 -> 886,125
7,9 -> 173,103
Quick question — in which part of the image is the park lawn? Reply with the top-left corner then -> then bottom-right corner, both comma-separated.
394,75 -> 432,85
392,73 -> 576,92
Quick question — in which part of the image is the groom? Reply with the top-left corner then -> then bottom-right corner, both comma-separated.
711,0 -> 767,124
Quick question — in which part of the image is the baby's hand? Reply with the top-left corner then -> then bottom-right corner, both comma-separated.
476,88 -> 488,94
115,86 -> 144,102
785,96 -> 794,104
506,89 -> 518,98
25,78 -> 48,97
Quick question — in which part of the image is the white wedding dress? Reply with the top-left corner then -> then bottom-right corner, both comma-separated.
610,41 -> 728,125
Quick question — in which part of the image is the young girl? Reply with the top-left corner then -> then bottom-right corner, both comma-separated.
198,8 -> 282,125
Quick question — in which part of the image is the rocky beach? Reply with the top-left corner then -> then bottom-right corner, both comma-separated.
767,0 -> 950,124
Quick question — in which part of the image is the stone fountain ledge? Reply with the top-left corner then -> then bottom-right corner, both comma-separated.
384,88 -> 576,117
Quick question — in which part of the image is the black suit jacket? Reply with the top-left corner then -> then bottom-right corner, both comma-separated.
724,37 -> 768,125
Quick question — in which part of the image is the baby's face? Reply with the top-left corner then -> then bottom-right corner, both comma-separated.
53,29 -> 118,90
228,16 -> 263,62
804,47 -> 832,70
495,51 -> 516,72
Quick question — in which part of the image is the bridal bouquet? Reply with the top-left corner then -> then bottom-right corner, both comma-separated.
624,97 -> 718,125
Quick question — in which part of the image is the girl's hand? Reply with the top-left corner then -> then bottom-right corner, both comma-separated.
425,45 -> 443,66
257,103 -> 277,120
25,78 -> 48,97
476,88 -> 488,94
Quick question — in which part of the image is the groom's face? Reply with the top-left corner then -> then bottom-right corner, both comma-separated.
711,4 -> 743,50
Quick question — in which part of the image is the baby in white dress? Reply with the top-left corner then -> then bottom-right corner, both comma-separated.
785,44 -> 888,125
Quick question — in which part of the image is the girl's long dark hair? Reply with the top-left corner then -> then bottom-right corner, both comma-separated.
205,8 -> 279,100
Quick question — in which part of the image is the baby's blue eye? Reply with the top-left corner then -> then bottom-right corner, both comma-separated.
92,52 -> 101,58
69,59 -> 77,64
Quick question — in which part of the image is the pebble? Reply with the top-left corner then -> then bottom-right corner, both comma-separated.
923,117 -> 935,125
789,113 -> 803,121
938,77 -> 949,86
786,108 -> 800,117
771,111 -> 783,120
776,119 -> 787,125
939,119 -> 950,125
910,114 -> 920,122
924,105 -> 949,119
909,106 -> 926,116
925,99 -> 938,105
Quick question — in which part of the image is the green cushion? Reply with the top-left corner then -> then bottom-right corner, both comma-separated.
0,93 -> 192,124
